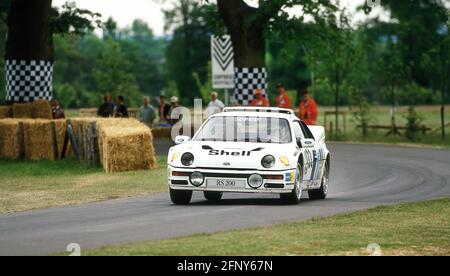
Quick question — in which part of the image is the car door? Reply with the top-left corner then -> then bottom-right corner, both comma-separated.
299,121 -> 323,185
292,121 -> 314,183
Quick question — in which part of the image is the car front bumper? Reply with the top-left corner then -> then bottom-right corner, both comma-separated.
168,165 -> 297,194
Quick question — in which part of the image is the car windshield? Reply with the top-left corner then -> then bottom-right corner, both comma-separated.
194,116 -> 292,144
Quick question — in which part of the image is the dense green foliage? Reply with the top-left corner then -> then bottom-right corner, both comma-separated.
51,19 -> 166,108
0,1 -> 449,109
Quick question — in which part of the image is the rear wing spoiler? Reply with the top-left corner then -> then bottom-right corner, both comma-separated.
223,107 -> 294,115
308,126 -> 326,143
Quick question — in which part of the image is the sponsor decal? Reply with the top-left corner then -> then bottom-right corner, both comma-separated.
208,147 -> 264,156
285,172 -> 291,183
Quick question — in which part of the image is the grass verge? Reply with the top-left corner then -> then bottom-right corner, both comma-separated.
82,198 -> 450,256
0,156 -> 168,213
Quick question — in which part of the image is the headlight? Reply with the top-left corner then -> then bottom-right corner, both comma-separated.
248,174 -> 263,189
261,155 -> 275,168
190,172 -> 204,187
181,152 -> 194,166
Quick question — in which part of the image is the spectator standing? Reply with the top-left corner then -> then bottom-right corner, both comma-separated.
50,99 -> 65,119
139,96 -> 156,127
158,92 -> 171,126
114,95 -> 129,118
205,91 -> 225,117
249,89 -> 270,107
168,96 -> 181,125
298,90 -> 318,125
97,92 -> 115,118
275,83 -> 292,109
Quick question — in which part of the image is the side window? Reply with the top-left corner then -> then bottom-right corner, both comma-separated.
300,121 -> 315,140
293,121 -> 305,140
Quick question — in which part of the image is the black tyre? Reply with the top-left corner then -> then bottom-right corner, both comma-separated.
280,163 -> 303,204
170,188 -> 193,205
308,162 -> 329,200
203,191 -> 223,202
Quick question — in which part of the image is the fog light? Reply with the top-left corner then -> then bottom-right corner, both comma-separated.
190,172 -> 204,187
248,174 -> 263,189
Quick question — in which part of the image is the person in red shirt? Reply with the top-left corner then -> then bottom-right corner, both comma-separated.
298,90 -> 318,125
249,89 -> 270,107
275,83 -> 292,109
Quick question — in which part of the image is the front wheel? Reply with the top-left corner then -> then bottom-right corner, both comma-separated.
308,162 -> 329,200
170,188 -> 192,205
203,191 -> 223,202
280,163 -> 303,204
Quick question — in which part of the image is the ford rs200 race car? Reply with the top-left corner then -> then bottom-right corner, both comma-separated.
167,107 -> 330,205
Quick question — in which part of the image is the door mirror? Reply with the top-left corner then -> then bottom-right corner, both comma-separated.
175,136 -> 190,145
297,138 -> 315,148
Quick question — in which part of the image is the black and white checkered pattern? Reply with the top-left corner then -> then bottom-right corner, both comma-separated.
5,59 -> 53,103
233,67 -> 268,106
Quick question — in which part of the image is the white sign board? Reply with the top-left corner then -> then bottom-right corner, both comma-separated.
211,35 -> 234,89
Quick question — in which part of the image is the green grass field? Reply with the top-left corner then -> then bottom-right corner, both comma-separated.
316,105 -> 450,147
0,156 -> 168,213
81,198 -> 450,256
318,105 -> 449,128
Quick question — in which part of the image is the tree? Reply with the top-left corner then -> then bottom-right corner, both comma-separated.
93,39 -> 141,107
213,0 -> 336,105
377,38 -> 410,136
3,0 -> 100,103
309,11 -> 361,138
0,2 -> 8,104
422,18 -> 450,139
119,19 -> 166,96
379,0 -> 449,87
164,0 -> 218,104
266,37 -> 310,102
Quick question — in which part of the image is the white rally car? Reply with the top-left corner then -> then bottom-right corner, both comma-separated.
167,107 -> 330,205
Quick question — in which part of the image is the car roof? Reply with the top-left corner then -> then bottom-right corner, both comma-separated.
212,107 -> 296,120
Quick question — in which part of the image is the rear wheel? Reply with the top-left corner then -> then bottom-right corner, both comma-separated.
308,162 -> 329,200
280,163 -> 303,204
170,188 -> 192,205
203,191 -> 223,202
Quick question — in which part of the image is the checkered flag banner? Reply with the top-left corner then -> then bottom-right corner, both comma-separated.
233,67 -> 268,106
5,59 -> 53,103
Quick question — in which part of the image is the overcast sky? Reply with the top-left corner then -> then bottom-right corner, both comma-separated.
52,0 -> 389,36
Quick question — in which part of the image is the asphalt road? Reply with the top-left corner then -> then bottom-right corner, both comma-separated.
0,143 -> 449,255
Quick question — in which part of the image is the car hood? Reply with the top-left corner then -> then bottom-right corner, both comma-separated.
168,141 -> 298,170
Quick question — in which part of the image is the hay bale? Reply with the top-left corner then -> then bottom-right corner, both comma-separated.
22,119 -> 55,160
151,127 -> 172,139
96,118 -> 147,167
33,100 -> 52,119
0,119 -> 21,159
13,103 -> 34,119
0,106 -> 12,118
59,117 -> 158,172
101,126 -> 158,173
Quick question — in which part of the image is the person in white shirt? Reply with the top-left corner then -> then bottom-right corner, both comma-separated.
205,91 -> 225,118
